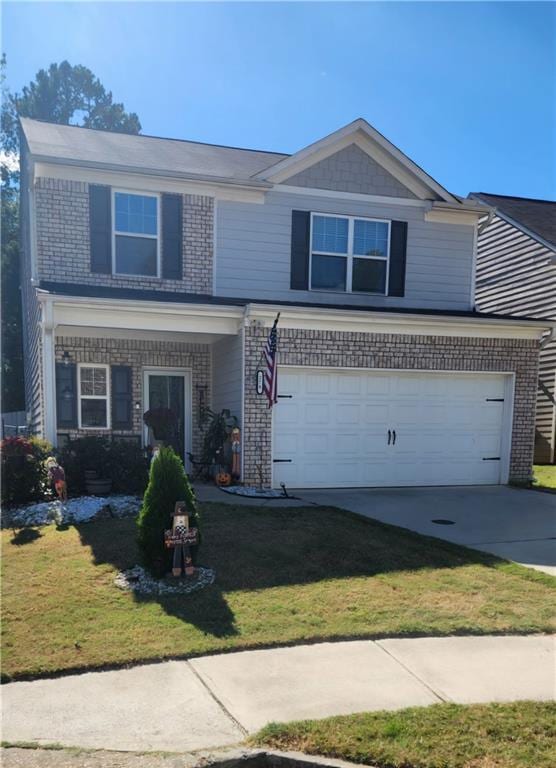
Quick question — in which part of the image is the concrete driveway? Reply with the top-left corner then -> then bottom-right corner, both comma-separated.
298,486 -> 556,575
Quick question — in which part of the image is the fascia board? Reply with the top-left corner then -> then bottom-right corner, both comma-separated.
246,303 -> 551,340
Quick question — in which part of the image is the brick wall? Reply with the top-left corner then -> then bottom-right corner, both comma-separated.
284,144 -> 417,198
243,325 -> 539,487
55,336 -> 211,456
36,178 -> 213,294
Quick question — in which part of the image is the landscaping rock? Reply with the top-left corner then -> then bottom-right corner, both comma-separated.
8,495 -> 142,527
114,564 -> 216,595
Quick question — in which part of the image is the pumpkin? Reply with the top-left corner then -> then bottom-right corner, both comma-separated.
216,472 -> 231,487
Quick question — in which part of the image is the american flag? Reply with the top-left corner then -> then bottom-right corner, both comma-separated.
263,313 -> 280,408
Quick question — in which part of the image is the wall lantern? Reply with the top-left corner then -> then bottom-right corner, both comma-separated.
134,401 -> 141,411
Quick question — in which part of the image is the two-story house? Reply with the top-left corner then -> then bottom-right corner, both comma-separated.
19,117 -> 550,489
471,193 -> 556,464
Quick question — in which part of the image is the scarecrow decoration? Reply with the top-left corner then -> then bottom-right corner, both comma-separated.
231,426 -> 241,481
45,457 -> 68,501
164,501 -> 199,577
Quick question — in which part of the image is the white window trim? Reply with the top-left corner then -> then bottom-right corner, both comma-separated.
112,189 -> 161,278
77,363 -> 111,430
309,212 -> 391,296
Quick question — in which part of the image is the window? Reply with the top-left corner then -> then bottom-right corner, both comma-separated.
78,364 -> 110,429
113,191 -> 159,276
310,214 -> 390,294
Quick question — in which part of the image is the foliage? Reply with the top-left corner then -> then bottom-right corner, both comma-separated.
200,408 -> 238,471
0,55 -> 141,412
57,435 -> 148,495
143,407 -> 176,441
1,435 -> 52,505
254,701 -> 556,768
137,446 -> 200,576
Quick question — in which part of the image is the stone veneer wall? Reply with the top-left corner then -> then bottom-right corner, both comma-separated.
243,325 -> 539,487
36,178 -> 213,295
55,337 -> 211,456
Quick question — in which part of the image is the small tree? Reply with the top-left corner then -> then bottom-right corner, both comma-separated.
137,446 -> 200,576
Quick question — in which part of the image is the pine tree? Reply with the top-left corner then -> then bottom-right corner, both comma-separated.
137,447 -> 200,576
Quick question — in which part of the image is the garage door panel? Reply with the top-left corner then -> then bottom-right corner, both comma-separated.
273,368 -> 508,488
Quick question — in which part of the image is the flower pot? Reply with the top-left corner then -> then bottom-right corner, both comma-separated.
85,477 -> 112,495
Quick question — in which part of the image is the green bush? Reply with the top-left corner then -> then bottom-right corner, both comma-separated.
58,436 -> 149,495
1,436 -> 53,505
137,446 -> 200,576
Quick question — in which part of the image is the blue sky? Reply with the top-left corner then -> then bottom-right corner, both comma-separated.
3,2 -> 555,199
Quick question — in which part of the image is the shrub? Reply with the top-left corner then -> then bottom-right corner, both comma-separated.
137,446 -> 200,576
1,436 -> 53,505
58,436 -> 149,495
200,408 -> 238,474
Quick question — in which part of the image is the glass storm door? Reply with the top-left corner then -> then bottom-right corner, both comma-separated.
144,371 -> 188,462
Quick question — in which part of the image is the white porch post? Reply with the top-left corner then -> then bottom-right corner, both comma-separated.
41,301 -> 57,445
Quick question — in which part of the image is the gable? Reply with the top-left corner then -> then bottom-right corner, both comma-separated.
281,143 -> 417,198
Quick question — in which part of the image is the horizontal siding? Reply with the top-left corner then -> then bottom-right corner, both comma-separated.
215,191 -> 475,310
476,214 -> 556,462
211,333 -> 243,427
476,215 -> 556,319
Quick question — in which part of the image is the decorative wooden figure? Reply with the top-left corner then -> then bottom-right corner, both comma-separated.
231,426 -> 241,480
164,501 -> 199,577
46,457 -> 68,501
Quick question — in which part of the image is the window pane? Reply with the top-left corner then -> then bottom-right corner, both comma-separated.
115,235 -> 157,276
353,220 -> 389,258
80,368 -> 94,396
92,368 -> 107,396
81,399 -> 107,428
311,254 -> 346,291
312,216 -> 348,254
114,193 -> 157,236
352,258 -> 387,293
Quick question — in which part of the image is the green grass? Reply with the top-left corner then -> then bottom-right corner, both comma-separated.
2,503 -> 555,680
253,701 -> 556,768
533,465 -> 556,490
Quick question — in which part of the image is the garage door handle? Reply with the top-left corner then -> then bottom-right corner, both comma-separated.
393,429 -> 397,445
388,429 -> 391,445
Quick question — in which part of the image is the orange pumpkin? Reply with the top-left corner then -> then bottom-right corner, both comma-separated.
216,472 -> 231,487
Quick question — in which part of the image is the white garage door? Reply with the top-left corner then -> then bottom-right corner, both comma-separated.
272,368 -> 510,489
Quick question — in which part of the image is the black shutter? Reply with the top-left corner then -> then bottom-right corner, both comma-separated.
162,193 -> 183,280
111,366 -> 133,430
89,185 -> 112,273
290,210 -> 311,290
388,220 -> 408,297
56,363 -> 77,429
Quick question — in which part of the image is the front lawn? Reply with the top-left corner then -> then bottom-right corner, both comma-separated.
254,701 -> 556,768
533,464 -> 556,490
2,503 -> 554,680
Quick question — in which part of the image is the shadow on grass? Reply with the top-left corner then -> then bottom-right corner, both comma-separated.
73,502 -> 523,640
10,527 -> 42,546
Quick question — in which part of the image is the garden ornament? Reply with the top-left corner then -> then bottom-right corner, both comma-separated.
45,457 -> 67,502
164,501 -> 198,577
231,426 -> 241,480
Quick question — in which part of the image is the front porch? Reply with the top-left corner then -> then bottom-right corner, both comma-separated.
40,291 -> 246,474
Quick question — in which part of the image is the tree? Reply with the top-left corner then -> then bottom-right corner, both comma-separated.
1,58 -> 141,413
137,447 -> 200,576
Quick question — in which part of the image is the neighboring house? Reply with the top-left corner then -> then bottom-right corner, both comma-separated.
470,193 -> 556,464
19,117 -> 550,489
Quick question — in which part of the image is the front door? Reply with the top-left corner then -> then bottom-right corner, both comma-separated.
143,370 -> 190,463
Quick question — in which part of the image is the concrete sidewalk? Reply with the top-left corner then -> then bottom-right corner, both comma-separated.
2,635 -> 554,752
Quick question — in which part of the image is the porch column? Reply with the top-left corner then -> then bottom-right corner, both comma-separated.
41,302 -> 57,445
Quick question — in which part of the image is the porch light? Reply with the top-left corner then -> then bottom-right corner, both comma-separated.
134,401 -> 141,411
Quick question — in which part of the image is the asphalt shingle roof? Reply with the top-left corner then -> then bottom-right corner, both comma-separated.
20,118 -> 289,182
472,192 -> 556,251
